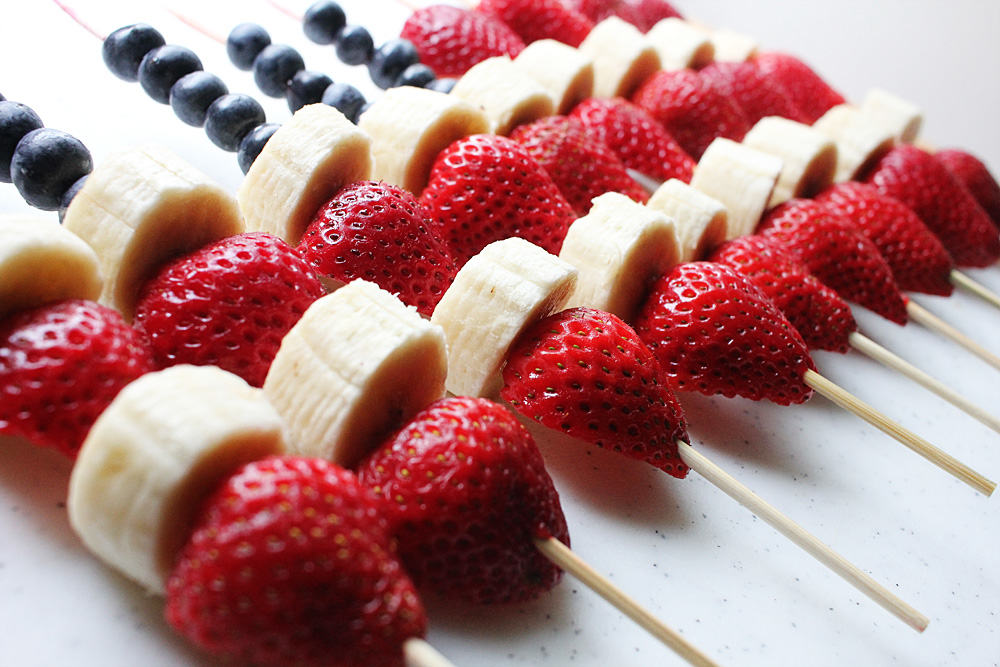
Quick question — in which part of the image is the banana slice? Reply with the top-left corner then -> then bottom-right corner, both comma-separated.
358,87 -> 488,195
646,18 -> 715,70
578,17 -> 662,99
238,103 -> 372,245
68,365 -> 287,594
263,279 -> 447,467
690,138 -> 783,239
706,28 -> 758,62
812,104 -> 895,182
431,237 -> 577,398
647,178 -> 729,261
0,214 -> 102,319
559,192 -> 679,323
742,116 -> 837,206
861,89 -> 923,144
449,56 -> 555,136
63,146 -> 243,322
513,39 -> 595,115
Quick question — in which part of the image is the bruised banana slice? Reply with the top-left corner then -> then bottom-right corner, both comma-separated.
513,39 -> 595,115
743,116 -> 838,206
647,178 -> 729,262
646,18 -> 715,70
813,104 -> 895,182
449,56 -> 555,136
578,17 -> 662,99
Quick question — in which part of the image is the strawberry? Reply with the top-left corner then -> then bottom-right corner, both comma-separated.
569,97 -> 695,183
697,60 -> 806,126
400,4 -> 525,79
815,182 -> 954,296
477,0 -> 594,47
934,149 -> 1000,229
297,181 -> 458,316
613,0 -> 683,32
510,115 -> 649,216
356,396 -> 569,605
759,199 -> 908,325
631,68 -> 751,160
751,51 -> 845,124
501,307 -> 690,477
166,456 -> 426,667
862,145 -> 1000,267
419,134 -> 575,265
564,0 -> 618,22
635,262 -> 815,405
133,232 -> 323,388
0,299 -> 153,458
710,235 -> 857,353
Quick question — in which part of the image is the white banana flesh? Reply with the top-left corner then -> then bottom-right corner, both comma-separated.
68,365 -> 287,594
705,28 -> 758,62
263,279 -> 447,467
812,104 -> 895,182
238,103 -> 372,245
578,17 -> 662,99
449,56 -> 555,136
647,178 -> 729,261
646,18 -> 715,70
861,89 -> 923,144
62,146 -> 243,322
742,116 -> 838,207
513,39 -> 595,115
431,237 -> 577,399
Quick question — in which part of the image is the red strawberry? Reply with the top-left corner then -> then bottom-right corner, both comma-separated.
759,199 -> 908,324
401,5 -> 525,79
166,456 -> 426,667
569,97 -> 695,183
419,134 -> 575,265
935,149 -> 1000,229
0,299 -> 153,457
631,68 -> 751,160
710,235 -> 857,353
698,60 -> 806,126
566,0 -> 682,30
863,145 -> 1000,267
133,232 -> 323,388
510,115 -> 649,215
357,396 -> 569,605
477,0 -> 594,47
501,307 -> 690,477
297,181 -> 458,316
815,182 -> 954,296
752,52 -> 845,124
634,262 -> 816,405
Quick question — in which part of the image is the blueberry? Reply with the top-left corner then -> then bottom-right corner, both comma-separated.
0,93 -> 5,101
357,100 -> 374,119
103,24 -> 166,82
336,25 -> 374,66
253,44 -> 305,98
169,72 -> 228,127
286,70 -> 333,113
227,23 -> 271,71
237,122 -> 280,174
303,1 -> 346,45
369,39 -> 419,89
11,129 -> 93,211
0,101 -> 44,183
320,82 -> 366,123
396,63 -> 436,89
425,77 -> 457,94
58,174 -> 89,222
138,45 -> 203,104
204,94 -> 266,152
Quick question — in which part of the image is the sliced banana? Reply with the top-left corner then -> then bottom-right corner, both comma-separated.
742,116 -> 837,206
861,89 -> 923,144
812,104 -> 895,182
706,28 -> 758,62
431,237 -> 577,398
238,103 -> 372,245
647,178 -> 729,261
63,146 -> 243,321
513,39 -> 595,115
578,17 -> 662,99
449,56 -> 555,136
358,87 -> 488,196
263,280 -> 447,467
68,365 -> 287,594
559,192 -> 679,323
0,214 -> 102,319
646,18 -> 715,70
690,138 -> 783,239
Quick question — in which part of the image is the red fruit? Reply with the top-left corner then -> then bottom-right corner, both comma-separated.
501,307 -> 689,477
357,396 -> 569,605
614,0 -> 683,32
815,182 -> 954,296
569,97 -> 695,183
710,235 -> 857,353
477,0 -> 594,46
0,299 -> 152,458
510,115 -> 649,216
759,199 -> 908,325
401,5 -> 525,79
863,145 -> 1000,267
419,134 -> 575,265
935,149 -> 1000,229
564,0 -> 618,22
631,68 -> 751,160
634,262 -> 815,405
133,232 -> 323,388
298,181 -> 458,316
698,60 -> 806,126
752,52 -> 845,124
166,456 -> 426,667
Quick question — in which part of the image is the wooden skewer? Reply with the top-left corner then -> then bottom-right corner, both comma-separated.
265,0 -> 304,22
166,8 -> 226,44
950,270 -> 1000,311
803,369 -> 995,495
906,299 -> 1000,372
848,331 -> 1000,435
534,536 -> 721,667
677,441 -> 930,633
403,638 -> 458,667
